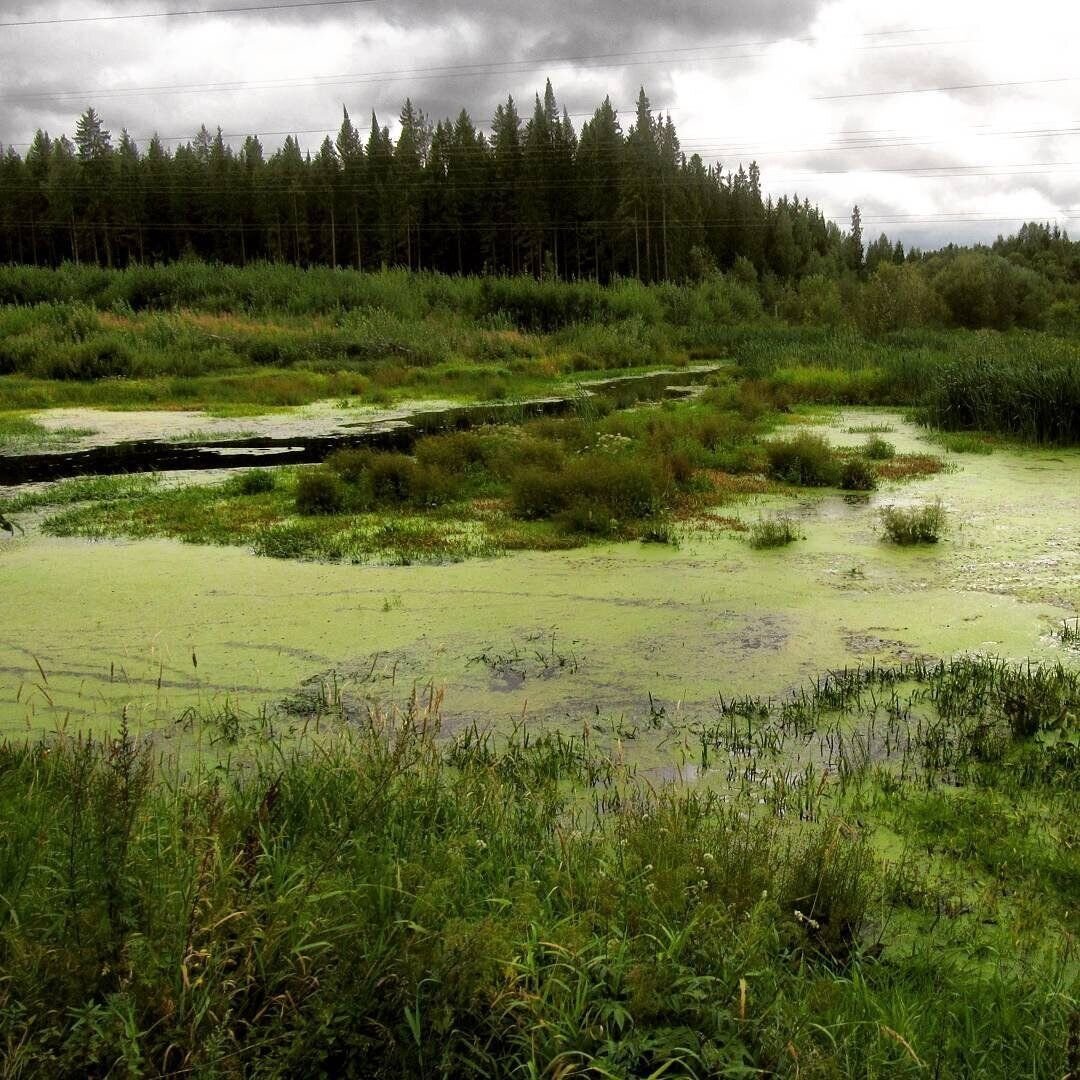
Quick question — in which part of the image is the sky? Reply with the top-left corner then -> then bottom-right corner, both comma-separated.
1,0 -> 1078,250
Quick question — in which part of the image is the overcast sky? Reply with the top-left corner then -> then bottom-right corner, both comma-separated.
2,0 -> 1078,249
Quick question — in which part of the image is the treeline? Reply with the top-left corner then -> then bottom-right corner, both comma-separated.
0,83 -> 870,282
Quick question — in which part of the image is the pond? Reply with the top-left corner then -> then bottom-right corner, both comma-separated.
0,408 -> 1077,743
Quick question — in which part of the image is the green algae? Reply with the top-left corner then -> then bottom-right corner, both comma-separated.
1,409 -> 1076,740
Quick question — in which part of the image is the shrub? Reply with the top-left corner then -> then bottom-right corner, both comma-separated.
326,447 -> 460,507
295,470 -> 345,515
862,436 -> 896,460
509,465 -> 569,520
748,514 -> 802,549
230,468 -> 276,495
840,457 -> 877,491
880,501 -> 947,544
415,431 -> 493,475
765,432 -> 841,486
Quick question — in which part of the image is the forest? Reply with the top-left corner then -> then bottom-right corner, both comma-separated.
1,82 -> 1078,336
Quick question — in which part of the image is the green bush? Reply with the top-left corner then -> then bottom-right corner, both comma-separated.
230,468 -> 276,495
325,448 -> 460,508
880,501 -> 947,544
509,465 -> 569,520
748,514 -> 802,549
295,469 -> 345,515
862,436 -> 896,460
765,432 -> 841,486
840,457 -> 877,491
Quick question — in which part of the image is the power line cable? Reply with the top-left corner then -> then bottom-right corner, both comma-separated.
1,30 -> 969,104
0,0 -> 378,29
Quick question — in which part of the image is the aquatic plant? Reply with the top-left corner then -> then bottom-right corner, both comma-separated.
879,500 -> 947,544
840,457 -> 878,491
765,431 -> 842,486
229,468 -> 276,495
862,436 -> 896,460
0,653 -> 1074,1077
748,514 -> 802,548
295,469 -> 345,515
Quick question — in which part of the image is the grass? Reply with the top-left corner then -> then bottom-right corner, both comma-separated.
937,431 -> 996,454
0,267 -> 1078,446
862,435 -> 896,460
18,389 -> 953,564
0,411 -> 95,452
1060,617 -> 1080,645
880,500 -> 948,544
0,654 -> 1074,1076
30,395 -> 778,561
748,514 -> 802,548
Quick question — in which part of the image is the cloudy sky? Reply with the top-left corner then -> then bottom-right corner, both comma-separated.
2,0 -> 1078,248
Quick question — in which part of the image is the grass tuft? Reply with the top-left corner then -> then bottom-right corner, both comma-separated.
880,500 -> 948,544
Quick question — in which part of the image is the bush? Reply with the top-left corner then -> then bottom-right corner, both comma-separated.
509,454 -> 666,526
326,447 -> 460,508
748,514 -> 802,548
414,431 -> 493,474
295,470 -> 345,515
840,457 -> 877,491
230,468 -> 276,495
862,436 -> 896,460
509,465 -> 570,520
880,501 -> 947,544
765,432 -> 841,486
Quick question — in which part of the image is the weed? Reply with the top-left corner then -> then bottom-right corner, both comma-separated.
862,436 -> 896,460
748,514 -> 803,548
765,432 -> 841,486
880,501 -> 948,544
840,457 -> 878,491
229,468 -> 276,495
295,470 -> 345,515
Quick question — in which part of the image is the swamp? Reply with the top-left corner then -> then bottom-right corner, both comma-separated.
0,263 -> 1077,1077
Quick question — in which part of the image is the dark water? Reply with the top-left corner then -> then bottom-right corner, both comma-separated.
0,370 -> 710,485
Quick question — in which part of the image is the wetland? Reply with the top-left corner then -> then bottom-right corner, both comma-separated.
0,264 -> 1077,1078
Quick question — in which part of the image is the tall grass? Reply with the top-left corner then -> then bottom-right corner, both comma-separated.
0,653 -> 1075,1077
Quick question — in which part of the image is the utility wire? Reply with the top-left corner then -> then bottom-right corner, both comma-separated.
0,0 -> 378,29
1,30 -> 968,104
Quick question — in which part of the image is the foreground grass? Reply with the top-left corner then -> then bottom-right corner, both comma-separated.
0,655 -> 1075,1077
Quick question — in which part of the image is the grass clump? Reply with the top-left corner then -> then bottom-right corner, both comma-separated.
295,469 -> 345,515
748,513 -> 802,548
840,456 -> 878,491
764,431 -> 841,486
862,435 -> 896,460
228,468 -> 276,495
880,500 -> 947,544
938,432 -> 995,454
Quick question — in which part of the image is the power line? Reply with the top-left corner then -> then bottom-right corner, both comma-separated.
813,76 -> 1080,101
0,0 -> 378,29
1,29 -> 968,104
